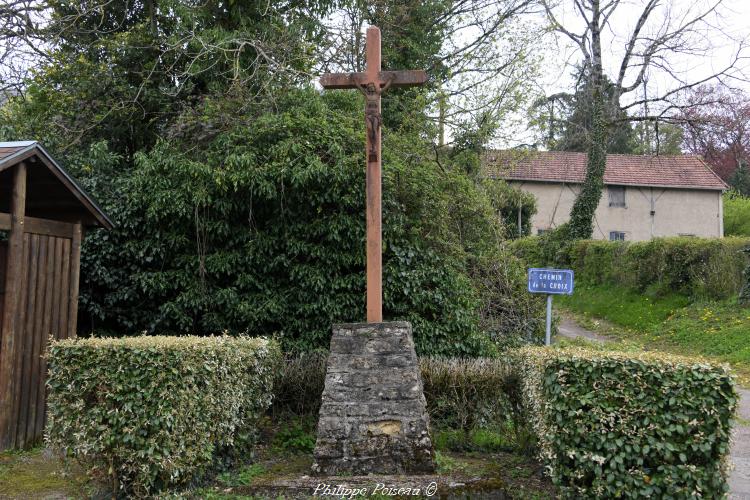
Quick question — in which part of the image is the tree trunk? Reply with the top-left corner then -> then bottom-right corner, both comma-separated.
568,0 -> 608,240
569,92 -> 608,239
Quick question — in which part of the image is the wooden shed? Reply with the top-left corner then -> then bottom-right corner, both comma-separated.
0,141 -> 112,450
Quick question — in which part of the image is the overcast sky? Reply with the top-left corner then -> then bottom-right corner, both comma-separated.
538,0 -> 750,104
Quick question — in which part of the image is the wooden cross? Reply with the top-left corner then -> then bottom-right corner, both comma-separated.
320,26 -> 427,323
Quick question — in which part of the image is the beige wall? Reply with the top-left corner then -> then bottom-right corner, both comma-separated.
509,181 -> 724,241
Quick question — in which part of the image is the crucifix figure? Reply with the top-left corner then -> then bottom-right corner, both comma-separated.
320,26 -> 427,323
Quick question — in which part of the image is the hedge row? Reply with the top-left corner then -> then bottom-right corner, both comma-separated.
507,236 -> 750,300
46,336 -> 280,496
272,352 -> 522,431
515,346 -> 737,498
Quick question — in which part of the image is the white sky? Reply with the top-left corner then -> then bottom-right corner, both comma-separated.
537,0 -> 750,106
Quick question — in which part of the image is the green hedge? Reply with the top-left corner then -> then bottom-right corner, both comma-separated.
46,336 -> 280,496
508,236 -> 750,300
724,192 -> 750,237
272,353 -> 526,436
420,357 -> 520,432
515,346 -> 737,498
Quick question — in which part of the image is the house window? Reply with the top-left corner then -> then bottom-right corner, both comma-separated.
609,231 -> 626,241
537,228 -> 549,236
608,186 -> 626,207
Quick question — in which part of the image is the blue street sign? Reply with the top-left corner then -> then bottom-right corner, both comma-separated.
528,268 -> 574,295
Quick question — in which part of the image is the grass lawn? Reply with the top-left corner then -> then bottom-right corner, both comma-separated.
557,283 -> 750,383
0,447 -> 89,498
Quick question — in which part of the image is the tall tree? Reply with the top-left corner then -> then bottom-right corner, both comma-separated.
534,67 -> 635,153
2,0 -> 335,156
681,85 -> 750,183
541,0 -> 748,239
321,0 -> 544,144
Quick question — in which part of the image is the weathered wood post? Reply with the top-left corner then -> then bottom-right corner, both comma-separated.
0,162 -> 26,449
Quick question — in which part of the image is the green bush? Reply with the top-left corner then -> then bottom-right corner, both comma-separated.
46,336 -> 280,496
510,236 -> 750,300
71,89 -> 544,357
515,346 -> 737,498
420,357 -> 521,432
271,351 -> 328,418
505,237 -> 546,268
272,354 -> 528,442
724,191 -> 750,236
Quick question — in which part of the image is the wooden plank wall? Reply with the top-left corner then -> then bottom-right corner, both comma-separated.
2,231 -> 76,449
0,243 -> 6,341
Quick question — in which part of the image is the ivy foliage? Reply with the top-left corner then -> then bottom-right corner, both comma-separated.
567,93 -> 608,240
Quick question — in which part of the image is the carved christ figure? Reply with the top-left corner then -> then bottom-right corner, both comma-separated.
357,79 -> 392,162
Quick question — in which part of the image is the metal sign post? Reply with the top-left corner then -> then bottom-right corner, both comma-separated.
546,294 -> 553,346
527,268 -> 575,346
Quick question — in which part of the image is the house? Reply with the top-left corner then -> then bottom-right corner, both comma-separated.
483,151 -> 728,241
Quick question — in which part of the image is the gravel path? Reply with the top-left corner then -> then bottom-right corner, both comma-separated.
554,316 -> 750,498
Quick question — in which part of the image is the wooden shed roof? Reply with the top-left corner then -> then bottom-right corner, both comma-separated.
0,141 -> 113,229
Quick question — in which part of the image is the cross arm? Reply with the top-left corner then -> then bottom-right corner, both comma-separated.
320,70 -> 428,90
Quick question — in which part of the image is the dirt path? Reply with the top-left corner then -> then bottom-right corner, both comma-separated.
554,316 -> 750,499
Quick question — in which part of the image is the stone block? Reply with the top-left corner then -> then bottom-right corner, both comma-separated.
312,321 -> 436,475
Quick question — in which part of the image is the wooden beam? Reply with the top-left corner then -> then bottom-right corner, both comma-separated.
0,213 -> 76,239
67,222 -> 83,339
320,70 -> 428,89
0,162 -> 26,450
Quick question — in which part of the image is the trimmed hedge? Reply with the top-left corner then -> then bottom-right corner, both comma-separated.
46,335 -> 280,496
515,346 -> 737,498
272,353 -> 525,434
508,236 -> 750,300
420,357 -> 520,432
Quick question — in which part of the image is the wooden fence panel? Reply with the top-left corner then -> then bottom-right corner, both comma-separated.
2,230 -> 76,449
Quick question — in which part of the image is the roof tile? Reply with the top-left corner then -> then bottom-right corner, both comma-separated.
483,151 -> 728,190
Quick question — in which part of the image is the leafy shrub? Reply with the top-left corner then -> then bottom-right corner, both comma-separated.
471,252 -> 547,349
73,89 -> 543,357
505,236 -> 546,267
480,179 -> 537,239
515,346 -> 737,498
510,236 -> 750,300
273,420 -> 317,454
271,351 -> 328,418
420,357 -> 521,432
724,190 -> 750,236
46,336 -> 280,496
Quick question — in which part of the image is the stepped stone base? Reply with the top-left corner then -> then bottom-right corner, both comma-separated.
312,322 -> 436,475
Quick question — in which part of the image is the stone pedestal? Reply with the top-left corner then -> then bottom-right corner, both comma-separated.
312,322 -> 436,475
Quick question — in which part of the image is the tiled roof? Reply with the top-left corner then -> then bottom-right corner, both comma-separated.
483,150 -> 728,191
